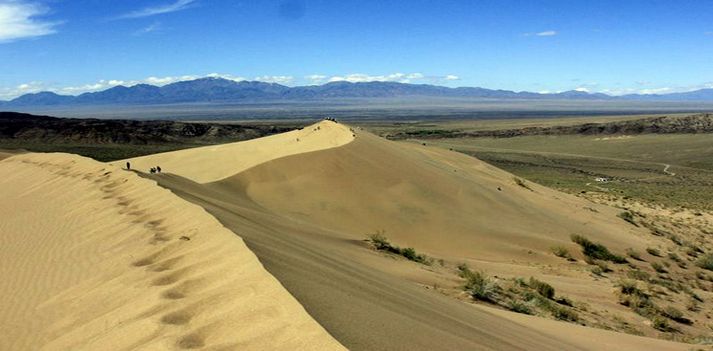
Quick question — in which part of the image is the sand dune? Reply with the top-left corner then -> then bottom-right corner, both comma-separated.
224,131 -> 651,262
0,121 -> 693,350
120,120 -> 354,183
144,123 -> 689,350
0,153 -> 344,350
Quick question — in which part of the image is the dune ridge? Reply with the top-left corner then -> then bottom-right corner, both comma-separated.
120,120 -> 354,183
0,153 -> 344,350
144,125 -> 690,350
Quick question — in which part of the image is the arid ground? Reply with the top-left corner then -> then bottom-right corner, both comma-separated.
1,116 -> 711,350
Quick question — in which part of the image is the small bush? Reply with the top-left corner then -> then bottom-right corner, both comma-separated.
570,234 -> 627,263
457,263 -> 472,277
591,266 -> 604,276
686,297 -> 700,312
617,211 -> 638,226
619,280 -> 640,295
652,316 -> 670,331
551,246 -> 573,260
685,247 -> 699,257
651,262 -> 667,273
646,247 -> 661,257
555,296 -> 573,307
464,271 -> 498,301
594,260 -> 611,273
368,232 -> 431,264
507,300 -> 533,315
368,232 -> 397,252
626,248 -> 643,261
661,306 -> 688,323
696,253 -> 713,271
668,234 -> 683,246
514,177 -> 533,191
529,277 -> 555,299
627,269 -> 650,281
551,305 -> 579,322
400,247 -> 419,260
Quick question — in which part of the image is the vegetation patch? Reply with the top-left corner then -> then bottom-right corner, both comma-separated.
456,267 -> 579,323
458,265 -> 498,301
367,232 -> 432,265
529,277 -> 555,299
617,211 -> 638,226
646,247 -> 662,257
696,253 -> 713,271
625,248 -> 644,261
571,234 -> 627,264
551,246 -> 575,261
513,177 -> 533,191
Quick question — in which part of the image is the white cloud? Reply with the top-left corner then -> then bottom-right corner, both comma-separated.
444,74 -> 460,81
536,30 -> 557,36
134,21 -> 162,35
524,30 -> 557,37
0,1 -> 59,43
306,74 -> 327,84
637,87 -> 673,95
117,0 -> 196,19
574,87 -> 589,92
253,75 -> 293,84
327,72 -> 428,84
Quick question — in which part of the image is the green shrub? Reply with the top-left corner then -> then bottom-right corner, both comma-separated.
529,277 -> 555,299
662,306 -> 682,320
457,263 -> 472,277
652,316 -> 670,331
696,253 -> 713,271
368,232 -> 397,252
551,305 -> 579,322
400,247 -> 418,260
368,232 -> 431,264
619,280 -> 640,295
464,271 -> 498,301
507,300 -> 533,315
651,262 -> 667,273
551,246 -> 573,260
570,234 -> 627,263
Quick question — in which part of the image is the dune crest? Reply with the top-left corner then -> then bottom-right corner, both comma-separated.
0,153 -> 344,351
120,120 -> 354,183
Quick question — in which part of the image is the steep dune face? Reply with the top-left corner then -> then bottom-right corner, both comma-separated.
120,120 -> 354,183
220,131 -> 649,262
0,153 -> 344,351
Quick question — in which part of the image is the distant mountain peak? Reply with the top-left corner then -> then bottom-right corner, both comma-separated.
4,78 -> 713,107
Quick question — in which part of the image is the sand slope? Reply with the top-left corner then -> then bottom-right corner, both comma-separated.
145,126 -> 689,350
0,153 -> 344,351
120,120 -> 354,183
223,131 -> 651,262
153,173 -> 688,351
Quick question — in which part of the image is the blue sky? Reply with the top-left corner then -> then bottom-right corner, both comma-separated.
1,0 -> 712,99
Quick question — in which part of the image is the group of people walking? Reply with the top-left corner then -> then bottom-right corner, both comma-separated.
125,162 -> 162,174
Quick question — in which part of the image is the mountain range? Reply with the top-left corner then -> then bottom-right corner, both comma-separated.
3,77 -> 713,107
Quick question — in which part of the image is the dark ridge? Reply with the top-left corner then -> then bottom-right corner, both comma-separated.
386,113 -> 713,139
